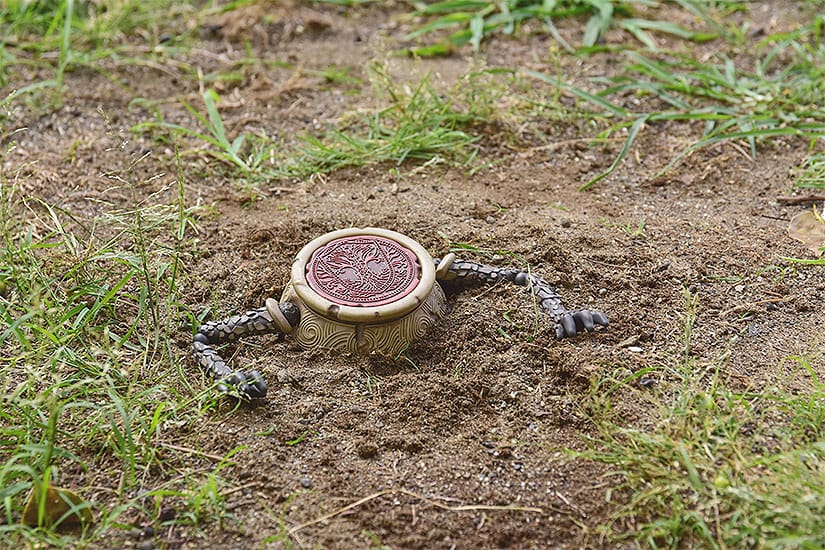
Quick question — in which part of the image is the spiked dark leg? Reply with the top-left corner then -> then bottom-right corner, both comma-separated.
192,301 -> 300,398
435,258 -> 609,339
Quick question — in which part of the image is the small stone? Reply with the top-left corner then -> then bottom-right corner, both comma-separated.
139,541 -> 154,550
628,346 -> 643,353
639,376 -> 656,387
300,477 -> 313,489
158,506 -> 176,522
560,219 -> 572,228
143,526 -> 155,538
485,215 -> 497,224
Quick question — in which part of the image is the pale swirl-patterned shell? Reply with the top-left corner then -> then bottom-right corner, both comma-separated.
281,282 -> 447,357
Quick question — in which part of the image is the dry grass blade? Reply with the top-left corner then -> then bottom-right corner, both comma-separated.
288,488 -> 544,535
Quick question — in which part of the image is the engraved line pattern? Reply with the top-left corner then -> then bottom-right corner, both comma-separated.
293,283 -> 447,356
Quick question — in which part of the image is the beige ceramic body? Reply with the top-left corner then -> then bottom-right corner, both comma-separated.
267,228 -> 449,356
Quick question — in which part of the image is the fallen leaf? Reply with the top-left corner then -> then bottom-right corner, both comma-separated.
22,485 -> 94,527
788,204 -> 825,256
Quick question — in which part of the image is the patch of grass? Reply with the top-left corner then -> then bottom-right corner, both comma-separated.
0,143 -> 237,544
528,15 -> 825,189
795,153 -> 825,189
275,63 -> 493,178
620,219 -> 646,237
135,89 -> 279,178
262,492 -> 300,547
314,65 -> 365,91
0,0 -> 196,94
403,0 -> 718,55
577,291 -> 825,547
137,64 -> 512,183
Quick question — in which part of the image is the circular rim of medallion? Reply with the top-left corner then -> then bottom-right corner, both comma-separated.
290,228 -> 436,323
306,235 -> 420,307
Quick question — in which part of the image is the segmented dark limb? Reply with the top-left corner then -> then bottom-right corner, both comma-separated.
192,302 -> 300,398
435,258 -> 609,339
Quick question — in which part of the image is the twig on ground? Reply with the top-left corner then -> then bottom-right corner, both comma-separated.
776,195 -> 825,205
554,490 -> 587,518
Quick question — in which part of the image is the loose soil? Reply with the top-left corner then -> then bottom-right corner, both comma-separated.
3,1 -> 823,548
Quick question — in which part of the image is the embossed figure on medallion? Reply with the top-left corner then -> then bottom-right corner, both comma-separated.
192,227 -> 609,399
306,236 -> 420,307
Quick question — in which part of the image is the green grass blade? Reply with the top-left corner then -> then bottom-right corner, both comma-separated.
580,114 -> 649,190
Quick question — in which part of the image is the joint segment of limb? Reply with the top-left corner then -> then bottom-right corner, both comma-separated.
434,258 -> 608,339
192,302 -> 300,398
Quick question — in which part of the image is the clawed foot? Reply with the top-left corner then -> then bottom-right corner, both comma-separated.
555,309 -> 610,340
216,370 -> 268,399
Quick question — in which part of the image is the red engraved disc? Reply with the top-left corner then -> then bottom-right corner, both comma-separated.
305,235 -> 421,307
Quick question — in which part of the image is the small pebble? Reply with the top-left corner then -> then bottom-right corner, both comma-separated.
139,541 -> 154,550
628,346 -> 643,353
300,477 -> 313,489
639,376 -> 656,388
485,215 -> 497,224
158,506 -> 176,522
560,219 -> 572,228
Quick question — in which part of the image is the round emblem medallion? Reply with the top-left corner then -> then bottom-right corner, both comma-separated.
305,235 -> 421,307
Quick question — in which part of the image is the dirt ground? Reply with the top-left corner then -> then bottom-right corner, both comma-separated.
4,1 -> 824,548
